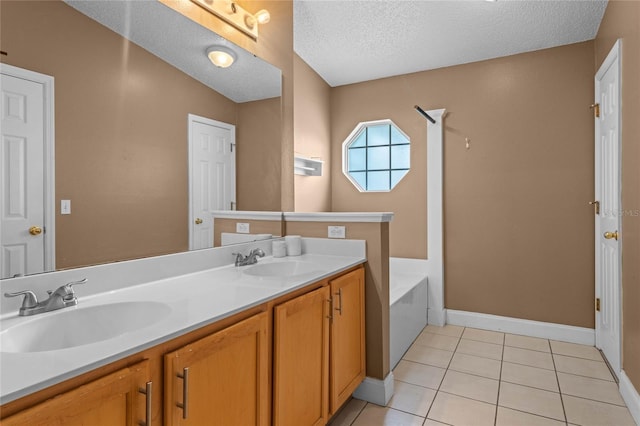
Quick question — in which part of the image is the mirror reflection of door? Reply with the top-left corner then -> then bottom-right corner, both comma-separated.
0,64 -> 55,278
188,114 -> 236,251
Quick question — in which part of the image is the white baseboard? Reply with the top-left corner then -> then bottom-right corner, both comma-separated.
446,309 -> 595,345
620,370 -> 640,426
427,307 -> 446,326
353,372 -> 395,406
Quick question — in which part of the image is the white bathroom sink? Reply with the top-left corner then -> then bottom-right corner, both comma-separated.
0,301 -> 171,353
242,261 -> 322,279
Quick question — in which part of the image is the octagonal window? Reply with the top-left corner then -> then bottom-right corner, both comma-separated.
342,119 -> 410,192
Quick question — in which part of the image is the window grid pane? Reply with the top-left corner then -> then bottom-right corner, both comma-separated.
345,122 -> 410,191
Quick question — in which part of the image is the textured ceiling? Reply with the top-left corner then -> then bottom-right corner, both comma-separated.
65,1 -> 281,103
294,0 -> 608,87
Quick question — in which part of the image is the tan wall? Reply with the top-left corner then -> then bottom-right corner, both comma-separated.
331,42 -> 596,328
293,54 -> 332,212
237,97 -> 283,211
285,221 -> 390,380
595,0 -> 640,393
161,0 -> 295,211
1,1 -> 237,269
331,80 -> 428,260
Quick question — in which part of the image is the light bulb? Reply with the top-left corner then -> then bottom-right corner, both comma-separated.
255,9 -> 270,25
206,46 -> 237,68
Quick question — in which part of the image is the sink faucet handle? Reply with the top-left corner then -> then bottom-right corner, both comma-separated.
4,290 -> 38,309
66,278 -> 88,289
63,278 -> 87,297
49,278 -> 87,299
232,252 -> 245,266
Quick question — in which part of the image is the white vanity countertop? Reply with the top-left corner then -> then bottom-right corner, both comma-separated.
0,250 -> 365,404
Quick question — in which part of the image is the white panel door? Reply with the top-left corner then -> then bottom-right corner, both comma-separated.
1,73 -> 46,279
189,115 -> 235,250
594,40 -> 621,376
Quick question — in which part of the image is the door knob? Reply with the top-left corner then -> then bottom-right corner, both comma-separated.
195,218 -> 203,225
604,231 -> 618,240
29,226 -> 42,236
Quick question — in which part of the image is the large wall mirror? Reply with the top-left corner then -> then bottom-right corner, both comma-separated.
0,0 -> 282,278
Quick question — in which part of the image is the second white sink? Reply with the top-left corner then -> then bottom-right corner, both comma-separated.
242,261 -> 322,279
0,301 -> 171,353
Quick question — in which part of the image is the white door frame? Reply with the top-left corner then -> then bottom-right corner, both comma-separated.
187,114 -> 236,250
0,63 -> 55,274
594,39 -> 622,375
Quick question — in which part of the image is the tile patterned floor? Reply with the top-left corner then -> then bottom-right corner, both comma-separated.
329,325 -> 636,426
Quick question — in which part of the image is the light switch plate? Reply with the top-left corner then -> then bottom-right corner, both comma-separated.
61,200 -> 71,215
328,226 -> 346,239
236,222 -> 250,233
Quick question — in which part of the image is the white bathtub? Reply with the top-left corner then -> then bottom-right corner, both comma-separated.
389,257 -> 428,369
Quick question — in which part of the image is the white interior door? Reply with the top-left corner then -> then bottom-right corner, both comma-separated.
1,66 -> 54,279
188,114 -> 236,250
594,40 -> 622,376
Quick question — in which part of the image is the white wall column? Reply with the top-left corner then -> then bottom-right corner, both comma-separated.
425,109 -> 446,326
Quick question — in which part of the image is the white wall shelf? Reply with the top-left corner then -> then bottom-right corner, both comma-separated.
294,155 -> 323,176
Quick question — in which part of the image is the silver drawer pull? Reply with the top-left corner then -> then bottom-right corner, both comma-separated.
335,288 -> 343,315
138,381 -> 152,426
176,367 -> 189,419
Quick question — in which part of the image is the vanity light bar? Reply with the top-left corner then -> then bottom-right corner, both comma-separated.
191,0 -> 268,40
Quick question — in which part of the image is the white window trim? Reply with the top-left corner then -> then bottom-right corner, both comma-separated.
341,118 -> 410,193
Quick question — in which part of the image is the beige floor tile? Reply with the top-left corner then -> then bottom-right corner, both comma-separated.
425,324 -> 464,338
553,354 -> 615,381
393,360 -> 446,390
563,395 -> 636,426
449,352 -> 502,380
557,372 -> 625,405
550,341 -> 603,361
403,344 -> 454,368
328,398 -> 366,426
498,382 -> 565,421
505,334 -> 551,353
352,404 -> 425,426
456,338 -> 503,360
415,331 -> 460,351
503,346 -> 555,370
462,327 -> 505,345
439,370 -> 499,404
423,420 -> 449,426
496,406 -> 566,426
427,392 -> 496,426
501,361 -> 559,392
387,380 -> 437,417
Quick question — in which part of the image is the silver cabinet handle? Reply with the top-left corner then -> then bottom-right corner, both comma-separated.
335,288 -> 343,315
176,367 -> 189,419
327,298 -> 333,320
138,381 -> 152,426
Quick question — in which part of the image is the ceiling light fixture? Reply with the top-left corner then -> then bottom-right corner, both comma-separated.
207,46 -> 237,68
191,0 -> 270,40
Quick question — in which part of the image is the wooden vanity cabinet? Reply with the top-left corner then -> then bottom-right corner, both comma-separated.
329,266 -> 366,415
164,311 -> 269,426
1,265 -> 364,426
273,286 -> 331,426
273,266 -> 366,425
2,360 -> 151,426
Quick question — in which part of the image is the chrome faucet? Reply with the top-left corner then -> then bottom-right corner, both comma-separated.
233,248 -> 266,267
4,278 -> 87,316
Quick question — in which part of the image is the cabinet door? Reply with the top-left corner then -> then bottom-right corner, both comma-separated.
164,311 -> 269,426
330,267 -> 366,414
2,360 -> 151,426
273,286 -> 330,426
